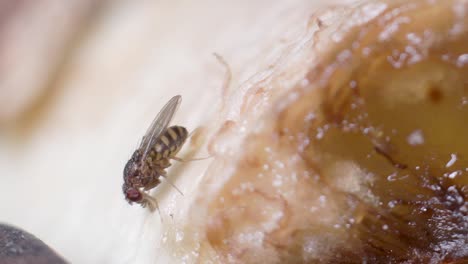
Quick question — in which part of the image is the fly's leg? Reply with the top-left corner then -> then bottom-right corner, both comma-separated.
158,159 -> 172,169
173,126 -> 213,162
171,157 -> 184,162
154,160 -> 183,195
171,156 -> 211,162
140,192 -> 163,221
141,192 -> 158,211
143,176 -> 161,191
189,126 -> 208,149
142,160 -> 171,189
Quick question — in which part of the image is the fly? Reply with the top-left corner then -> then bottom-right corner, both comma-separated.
123,95 -> 188,213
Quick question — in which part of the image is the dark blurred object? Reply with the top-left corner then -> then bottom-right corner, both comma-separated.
0,223 -> 67,264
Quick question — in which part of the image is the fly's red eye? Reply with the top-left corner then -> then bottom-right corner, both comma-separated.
126,188 -> 142,202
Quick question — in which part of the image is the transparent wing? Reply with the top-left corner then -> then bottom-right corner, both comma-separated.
139,95 -> 182,161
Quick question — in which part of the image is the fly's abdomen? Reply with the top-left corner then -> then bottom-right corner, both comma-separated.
151,126 -> 188,161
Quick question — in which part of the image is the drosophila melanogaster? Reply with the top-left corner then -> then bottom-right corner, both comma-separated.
123,95 -> 188,212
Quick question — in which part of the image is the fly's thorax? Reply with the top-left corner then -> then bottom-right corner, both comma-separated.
123,149 -> 142,182
149,126 -> 188,161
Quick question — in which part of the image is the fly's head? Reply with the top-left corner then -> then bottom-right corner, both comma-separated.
124,187 -> 142,204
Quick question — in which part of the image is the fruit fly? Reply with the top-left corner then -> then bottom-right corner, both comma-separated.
123,95 -> 188,212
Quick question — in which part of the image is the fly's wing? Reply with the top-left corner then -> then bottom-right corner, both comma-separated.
139,95 -> 182,161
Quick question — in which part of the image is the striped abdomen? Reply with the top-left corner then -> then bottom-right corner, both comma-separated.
150,126 -> 188,161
